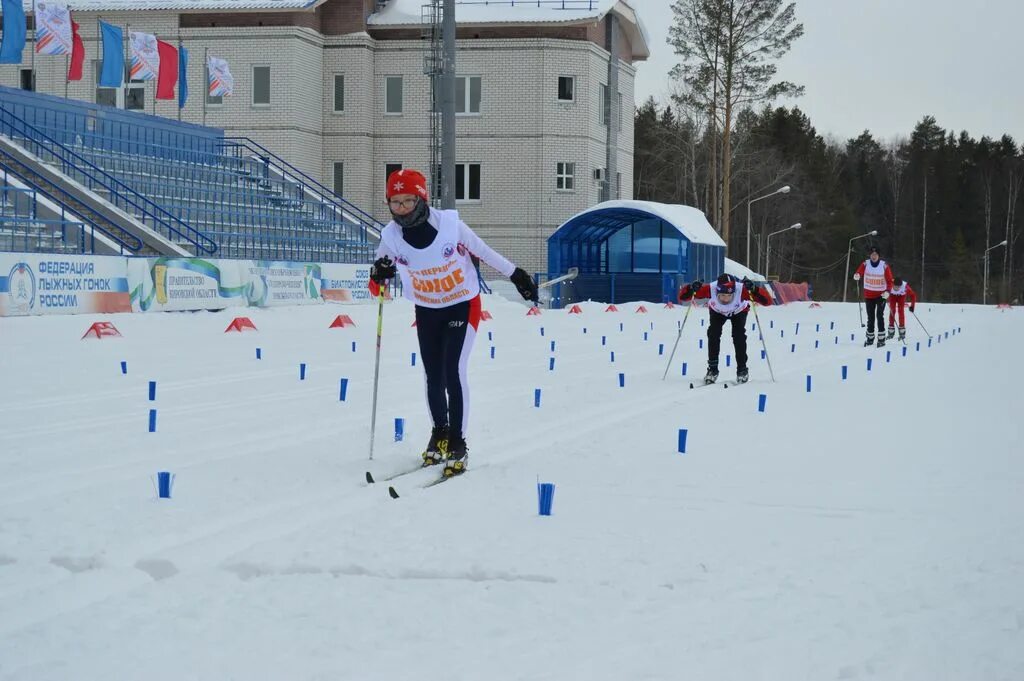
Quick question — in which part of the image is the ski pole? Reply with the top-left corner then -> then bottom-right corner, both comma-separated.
368,287 -> 386,461
858,297 -> 865,328
911,309 -> 931,339
661,301 -> 694,380
750,301 -> 776,383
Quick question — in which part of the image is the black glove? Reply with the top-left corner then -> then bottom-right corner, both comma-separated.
691,279 -> 703,291
510,267 -> 538,303
909,305 -> 915,313
370,256 -> 396,284
744,278 -> 761,292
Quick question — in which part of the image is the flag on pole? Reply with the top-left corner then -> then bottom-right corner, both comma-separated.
177,45 -> 189,108
207,54 -> 233,97
67,18 -> 84,81
155,39 -> 177,100
0,0 -> 27,64
129,31 -> 159,81
98,21 -> 123,87
33,0 -> 72,55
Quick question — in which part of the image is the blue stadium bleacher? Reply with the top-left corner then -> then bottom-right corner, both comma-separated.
0,86 -> 381,262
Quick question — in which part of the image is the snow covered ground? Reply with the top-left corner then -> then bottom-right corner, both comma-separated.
1,297 -> 1022,680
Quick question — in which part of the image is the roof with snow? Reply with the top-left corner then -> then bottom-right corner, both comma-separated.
369,0 -> 649,59
547,200 -> 726,281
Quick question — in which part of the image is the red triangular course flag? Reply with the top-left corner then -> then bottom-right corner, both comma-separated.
225,317 -> 257,332
329,315 -> 356,328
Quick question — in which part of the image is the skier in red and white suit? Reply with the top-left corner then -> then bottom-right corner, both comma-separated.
367,169 -> 538,477
678,273 -> 773,385
853,245 -> 894,347
886,277 -> 917,341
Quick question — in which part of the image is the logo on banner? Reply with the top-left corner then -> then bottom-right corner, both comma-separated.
7,262 -> 37,315
442,243 -> 455,259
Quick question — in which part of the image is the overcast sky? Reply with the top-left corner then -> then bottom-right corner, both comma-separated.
632,0 -> 1024,144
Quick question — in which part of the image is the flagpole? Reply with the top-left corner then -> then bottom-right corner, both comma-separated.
65,55 -> 69,98
176,27 -> 182,122
202,46 -> 208,127
124,21 -> 130,109
152,33 -> 156,117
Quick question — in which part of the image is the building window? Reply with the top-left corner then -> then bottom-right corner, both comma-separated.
332,162 -> 344,197
385,76 -> 403,114
94,60 -> 117,107
385,163 -> 403,189
557,76 -> 574,101
333,74 -> 344,112
19,69 -> 35,92
556,162 -> 575,191
455,76 -> 481,115
599,84 -> 610,126
455,163 -> 480,201
93,60 -> 143,109
252,66 -> 270,106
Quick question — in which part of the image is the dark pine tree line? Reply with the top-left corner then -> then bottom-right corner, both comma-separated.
634,99 -> 1024,303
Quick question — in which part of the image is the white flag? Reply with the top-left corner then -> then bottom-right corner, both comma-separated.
129,31 -> 159,81
33,0 -> 72,56
207,55 -> 234,97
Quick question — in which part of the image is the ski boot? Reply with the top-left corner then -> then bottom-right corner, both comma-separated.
704,365 -> 720,385
877,334 -> 886,348
898,326 -> 906,341
886,327 -> 895,340
443,435 -> 468,477
863,333 -> 875,347
736,366 -> 749,384
421,425 -> 449,467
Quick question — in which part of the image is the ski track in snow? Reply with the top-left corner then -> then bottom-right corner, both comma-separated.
0,298 -> 1022,681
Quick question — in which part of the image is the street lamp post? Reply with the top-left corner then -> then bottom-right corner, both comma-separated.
984,240 -> 1008,305
765,223 -> 802,281
843,230 -> 879,303
747,186 -> 791,271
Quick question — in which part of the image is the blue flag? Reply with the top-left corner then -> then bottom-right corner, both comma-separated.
99,21 -> 124,88
178,45 -> 189,108
0,0 -> 27,64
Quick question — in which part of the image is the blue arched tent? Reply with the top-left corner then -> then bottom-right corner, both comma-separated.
546,200 -> 726,305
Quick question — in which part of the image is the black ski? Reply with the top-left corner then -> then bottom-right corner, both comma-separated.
365,462 -> 425,484
388,470 -> 466,498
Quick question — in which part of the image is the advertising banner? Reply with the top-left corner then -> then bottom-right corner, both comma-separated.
243,261 -> 321,307
128,257 -> 247,312
0,253 -> 130,316
319,263 -> 377,303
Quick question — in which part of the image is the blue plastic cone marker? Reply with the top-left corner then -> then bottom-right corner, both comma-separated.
678,429 -> 688,454
945,331 -> 948,339
781,329 -> 785,338
490,346 -> 495,359
752,323 -> 756,331
256,347 -> 264,360
726,354 -> 731,367
806,375 -> 812,393
411,352 -> 416,366
534,388 -> 541,408
815,340 -> 819,349
867,358 -> 873,371
610,351 -> 615,362
643,332 -> 648,341
339,378 -> 349,401
758,394 -> 767,413
851,333 -> 855,341
583,327 -> 587,334
549,357 -> 555,371
928,338 -> 932,347
541,327 -> 545,336
650,322 -> 654,330
902,346 -> 907,357
699,339 -> 704,349
796,323 -> 800,334
121,360 -> 128,374
148,381 -> 156,401
842,365 -> 848,380
770,320 -> 774,329
916,342 -> 921,352
830,321 -> 835,330
551,340 -> 556,352
835,336 -> 839,345
682,362 -> 688,376
618,373 -> 625,387
157,471 -> 173,499
537,482 -> 555,516
300,363 -> 307,380
886,350 -> 891,363
791,343 -> 796,353
148,409 -> 157,432
701,319 -> 705,327
659,343 -> 664,355
602,335 -> 607,346
761,349 -> 766,360
488,331 -> 493,341
815,324 -> 819,332
620,323 -> 624,332
394,418 -> 404,442
351,341 -> 357,352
